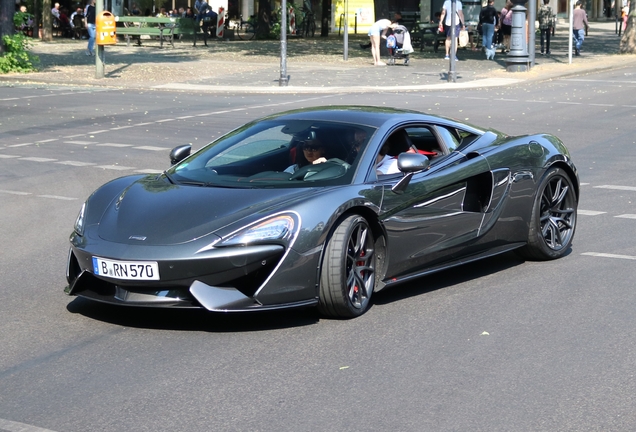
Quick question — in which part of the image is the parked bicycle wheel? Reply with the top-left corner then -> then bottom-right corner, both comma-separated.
236,21 -> 256,40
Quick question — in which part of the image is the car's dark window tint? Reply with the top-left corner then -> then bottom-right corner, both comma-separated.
168,120 -> 376,189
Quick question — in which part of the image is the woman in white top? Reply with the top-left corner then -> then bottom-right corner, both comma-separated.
367,19 -> 393,66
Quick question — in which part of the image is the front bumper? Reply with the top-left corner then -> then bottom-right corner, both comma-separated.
66,240 -> 320,311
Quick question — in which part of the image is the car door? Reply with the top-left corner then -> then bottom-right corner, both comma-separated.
377,124 -> 494,280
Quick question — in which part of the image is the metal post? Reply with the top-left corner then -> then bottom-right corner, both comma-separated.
343,0 -> 348,60
280,0 -> 288,86
568,0 -> 573,64
96,0 -> 105,79
505,4 -> 529,71
448,0 -> 457,83
528,0 -> 536,67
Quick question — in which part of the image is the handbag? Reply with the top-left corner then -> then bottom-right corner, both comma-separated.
458,29 -> 469,47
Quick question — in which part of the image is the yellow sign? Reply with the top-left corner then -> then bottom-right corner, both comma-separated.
332,0 -> 375,33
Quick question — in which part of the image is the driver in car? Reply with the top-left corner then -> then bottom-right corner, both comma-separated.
285,134 -> 327,174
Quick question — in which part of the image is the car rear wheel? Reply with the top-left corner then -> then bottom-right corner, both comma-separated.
518,167 -> 577,260
318,215 -> 376,318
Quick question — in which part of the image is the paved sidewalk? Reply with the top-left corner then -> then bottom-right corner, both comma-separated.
1,20 -> 635,93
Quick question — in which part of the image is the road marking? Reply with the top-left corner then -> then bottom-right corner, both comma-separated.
616,214 -> 636,219
155,119 -> 175,123
97,143 -> 132,147
37,194 -> 78,200
525,100 -> 550,103
37,138 -> 58,143
134,122 -> 153,126
0,154 -> 20,159
134,146 -> 167,151
0,417 -> 58,432
588,103 -> 614,107
494,98 -> 518,102
20,157 -> 58,162
582,252 -> 636,261
64,140 -> 94,145
110,125 -> 134,130
557,101 -> 583,105
8,143 -> 34,147
176,115 -> 195,119
95,165 -> 136,170
56,160 -> 97,167
87,130 -> 109,134
594,185 -> 636,191
0,189 -> 31,195
63,134 -> 88,138
578,210 -> 606,216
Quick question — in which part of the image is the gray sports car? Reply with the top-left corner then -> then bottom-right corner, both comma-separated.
65,106 -> 578,318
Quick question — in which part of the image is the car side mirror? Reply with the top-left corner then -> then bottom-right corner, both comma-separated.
392,153 -> 430,195
169,144 -> 191,165
397,152 -> 430,173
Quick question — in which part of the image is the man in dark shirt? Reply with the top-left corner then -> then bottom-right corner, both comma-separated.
479,0 -> 498,51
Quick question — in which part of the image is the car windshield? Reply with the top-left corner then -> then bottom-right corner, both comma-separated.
167,119 -> 376,188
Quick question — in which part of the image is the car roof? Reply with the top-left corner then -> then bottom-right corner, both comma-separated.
261,106 -> 448,129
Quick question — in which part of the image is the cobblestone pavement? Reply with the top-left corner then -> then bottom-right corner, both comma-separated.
1,20 -> 635,93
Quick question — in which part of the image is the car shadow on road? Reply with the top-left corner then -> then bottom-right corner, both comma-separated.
66,297 -> 320,332
372,251 -> 526,306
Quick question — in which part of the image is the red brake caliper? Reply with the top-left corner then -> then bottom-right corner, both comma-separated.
354,250 -> 365,294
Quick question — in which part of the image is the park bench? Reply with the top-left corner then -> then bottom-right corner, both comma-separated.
114,16 -> 204,48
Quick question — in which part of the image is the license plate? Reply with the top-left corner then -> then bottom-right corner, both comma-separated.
92,257 -> 160,281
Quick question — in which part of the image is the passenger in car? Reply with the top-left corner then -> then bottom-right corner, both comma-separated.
376,144 -> 400,175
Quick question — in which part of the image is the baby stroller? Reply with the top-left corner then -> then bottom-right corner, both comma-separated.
386,24 -> 414,65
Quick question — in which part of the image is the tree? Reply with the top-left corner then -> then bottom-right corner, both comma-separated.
0,0 -> 15,54
318,0 -> 327,36
620,4 -> 636,53
256,0 -> 272,38
43,0 -> 53,41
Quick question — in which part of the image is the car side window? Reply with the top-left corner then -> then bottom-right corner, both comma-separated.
403,126 -> 444,157
432,125 -> 460,152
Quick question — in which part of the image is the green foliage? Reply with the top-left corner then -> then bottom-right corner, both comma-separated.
14,11 -> 29,27
0,34 -> 39,74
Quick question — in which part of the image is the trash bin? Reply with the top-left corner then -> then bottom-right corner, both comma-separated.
96,11 -> 117,45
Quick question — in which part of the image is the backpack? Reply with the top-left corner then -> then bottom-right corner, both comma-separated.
386,34 -> 397,49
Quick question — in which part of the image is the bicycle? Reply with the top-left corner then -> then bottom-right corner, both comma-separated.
298,9 -> 316,37
232,14 -> 257,40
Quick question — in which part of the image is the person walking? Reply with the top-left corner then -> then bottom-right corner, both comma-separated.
479,0 -> 498,54
84,0 -> 96,56
438,0 -> 466,60
537,0 -> 554,54
572,1 -> 588,56
500,0 -> 513,52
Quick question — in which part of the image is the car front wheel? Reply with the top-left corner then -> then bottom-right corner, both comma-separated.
318,215 -> 376,318
518,167 -> 578,260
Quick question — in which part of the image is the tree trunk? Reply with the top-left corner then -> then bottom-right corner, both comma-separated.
320,0 -> 329,37
620,10 -> 636,53
256,0 -> 271,39
43,0 -> 52,41
0,0 -> 15,54
373,0 -> 389,21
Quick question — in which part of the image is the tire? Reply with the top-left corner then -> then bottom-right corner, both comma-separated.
237,22 -> 255,40
518,167 -> 577,260
318,215 -> 376,318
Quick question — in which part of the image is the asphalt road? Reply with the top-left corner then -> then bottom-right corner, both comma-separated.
1,68 -> 636,432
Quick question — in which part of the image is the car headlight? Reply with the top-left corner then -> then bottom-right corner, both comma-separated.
222,214 -> 296,246
74,202 -> 86,236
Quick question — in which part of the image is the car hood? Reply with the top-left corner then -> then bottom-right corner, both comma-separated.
97,178 -> 309,246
